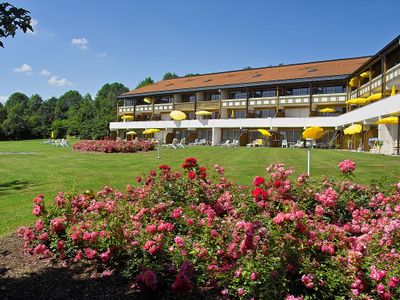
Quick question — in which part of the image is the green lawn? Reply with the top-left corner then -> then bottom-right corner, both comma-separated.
0,139 -> 399,236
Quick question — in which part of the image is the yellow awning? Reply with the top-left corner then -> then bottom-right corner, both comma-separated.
376,116 -> 398,125
302,127 -> 324,140
319,108 -> 336,113
195,110 -> 212,116
144,97 -> 152,104
391,85 -> 397,97
367,93 -> 382,102
345,98 -> 368,105
349,77 -> 358,87
360,71 -> 371,78
126,131 -> 137,135
170,110 -> 187,121
121,115 -> 134,120
257,129 -> 272,137
143,128 -> 161,134
343,124 -> 362,135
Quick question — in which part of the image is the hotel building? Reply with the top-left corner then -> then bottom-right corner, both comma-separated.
110,36 -> 400,155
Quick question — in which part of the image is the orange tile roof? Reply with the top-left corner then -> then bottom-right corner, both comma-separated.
123,56 -> 370,97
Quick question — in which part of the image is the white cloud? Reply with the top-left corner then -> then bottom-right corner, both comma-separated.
13,63 -> 33,74
28,19 -> 38,34
97,52 -> 107,58
40,69 -> 51,76
0,96 -> 8,103
71,37 -> 89,49
48,75 -> 72,87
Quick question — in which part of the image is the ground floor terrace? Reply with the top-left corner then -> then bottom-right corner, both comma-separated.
110,93 -> 400,155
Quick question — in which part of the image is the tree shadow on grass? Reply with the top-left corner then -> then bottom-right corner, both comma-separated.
0,180 -> 33,196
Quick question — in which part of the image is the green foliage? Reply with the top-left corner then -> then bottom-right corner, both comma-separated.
0,2 -> 33,48
135,77 -> 154,89
183,73 -> 200,77
162,72 -> 179,80
1,82 -> 129,140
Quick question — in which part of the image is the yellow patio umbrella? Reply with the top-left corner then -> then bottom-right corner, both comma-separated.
345,98 -> 368,105
144,97 -> 152,104
170,110 -> 187,121
126,131 -> 137,135
391,85 -> 397,97
257,129 -> 272,137
231,110 -> 235,118
367,93 -> 382,102
319,108 -> 336,113
195,110 -> 212,116
376,116 -> 398,125
143,128 -> 161,135
349,77 -> 358,87
360,71 -> 371,78
343,124 -> 362,135
51,131 -> 55,139
121,115 -> 134,120
302,127 -> 324,140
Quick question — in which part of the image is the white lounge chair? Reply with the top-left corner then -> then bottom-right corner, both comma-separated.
167,138 -> 179,149
189,139 -> 199,146
220,140 -> 230,147
281,140 -> 288,148
177,138 -> 186,149
228,140 -> 239,147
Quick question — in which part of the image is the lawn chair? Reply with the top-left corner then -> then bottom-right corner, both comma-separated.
177,138 -> 186,149
167,138 -> 178,149
246,140 -> 256,147
228,140 -> 239,147
255,139 -> 263,147
220,140 -> 230,147
60,139 -> 70,147
189,139 -> 199,146
281,140 -> 288,148
293,140 -> 303,148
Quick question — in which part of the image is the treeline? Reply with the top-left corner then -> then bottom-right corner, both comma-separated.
0,82 -> 129,140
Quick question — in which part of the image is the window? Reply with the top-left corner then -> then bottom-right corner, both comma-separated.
228,91 -> 247,99
221,129 -> 241,142
255,109 -> 276,118
251,90 -> 276,98
182,94 -> 196,102
154,96 -> 173,104
229,110 -> 246,119
197,129 -> 212,142
204,93 -> 220,101
279,129 -> 302,143
124,99 -> 134,106
202,111 -> 219,119
314,86 -> 345,94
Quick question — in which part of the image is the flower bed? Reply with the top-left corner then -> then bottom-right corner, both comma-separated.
18,158 -> 400,299
72,140 -> 155,153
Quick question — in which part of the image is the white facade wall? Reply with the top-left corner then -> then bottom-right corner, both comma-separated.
378,124 -> 398,155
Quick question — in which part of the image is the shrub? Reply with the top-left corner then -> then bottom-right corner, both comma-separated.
72,139 -> 155,153
18,158 -> 400,299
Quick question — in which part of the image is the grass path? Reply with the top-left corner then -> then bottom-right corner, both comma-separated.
0,140 -> 399,236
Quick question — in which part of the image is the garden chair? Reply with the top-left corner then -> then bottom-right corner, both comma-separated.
281,140 -> 288,148
167,138 -> 178,149
177,138 -> 186,149
220,140 -> 230,147
228,140 -> 239,148
189,139 -> 199,146
246,140 -> 256,147
293,140 -> 304,148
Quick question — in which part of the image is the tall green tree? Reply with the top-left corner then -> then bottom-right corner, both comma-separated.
135,77 -> 154,89
93,83 -> 129,138
2,92 -> 30,139
54,90 -> 83,120
0,2 -> 33,47
162,72 -> 179,80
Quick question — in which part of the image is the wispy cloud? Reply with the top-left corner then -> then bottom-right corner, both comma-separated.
97,52 -> 107,58
13,63 -> 33,74
40,69 -> 51,76
71,37 -> 89,50
0,96 -> 8,103
48,75 -> 72,87
28,18 -> 38,35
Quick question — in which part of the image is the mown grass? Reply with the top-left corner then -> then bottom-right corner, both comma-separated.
0,139 -> 399,236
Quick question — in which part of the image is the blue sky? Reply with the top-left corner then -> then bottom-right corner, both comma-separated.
1,0 -> 399,102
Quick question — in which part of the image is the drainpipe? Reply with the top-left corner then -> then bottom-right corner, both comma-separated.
397,116 -> 400,155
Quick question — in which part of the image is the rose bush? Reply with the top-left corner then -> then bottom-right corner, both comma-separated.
72,139 -> 155,153
18,158 -> 400,299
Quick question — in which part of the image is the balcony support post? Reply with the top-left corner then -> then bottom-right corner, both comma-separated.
381,55 -> 387,98
368,66 -> 372,96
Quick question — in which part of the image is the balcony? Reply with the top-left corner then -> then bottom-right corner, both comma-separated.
249,97 -> 276,107
221,98 -> 246,108
174,102 -> 195,111
136,104 -> 153,113
386,62 -> 400,85
119,105 -> 134,115
197,100 -> 220,110
278,95 -> 309,106
312,93 -> 346,104
154,103 -> 173,113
